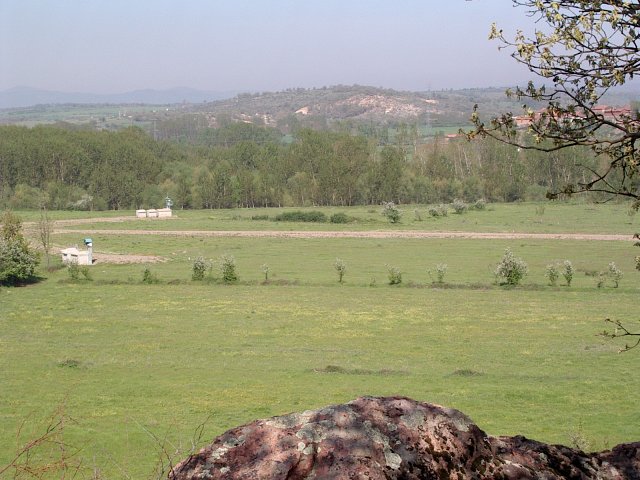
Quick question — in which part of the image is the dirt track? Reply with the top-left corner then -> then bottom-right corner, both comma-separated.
38,216 -> 633,264
30,215 -> 633,241
53,228 -> 633,241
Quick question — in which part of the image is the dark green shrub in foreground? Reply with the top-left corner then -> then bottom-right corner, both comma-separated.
274,211 -> 327,222
0,211 -> 40,286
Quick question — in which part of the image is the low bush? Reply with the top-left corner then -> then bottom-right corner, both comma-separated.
80,266 -> 92,281
66,262 -> 92,282
452,199 -> 467,214
142,268 -> 159,284
330,213 -> 350,224
381,202 -> 402,223
251,214 -> 269,221
274,211 -> 327,222
473,198 -> 487,210
428,204 -> 449,217
67,261 -> 80,280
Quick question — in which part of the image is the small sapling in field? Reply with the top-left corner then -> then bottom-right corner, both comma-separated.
607,262 -> 623,288
545,263 -> 559,286
428,263 -> 448,284
381,202 -> 402,223
219,254 -> 238,284
67,261 -> 80,280
334,258 -> 347,283
562,260 -> 574,286
494,248 -> 528,286
386,265 -> 402,285
452,199 -> 467,214
142,268 -> 159,284
192,256 -> 209,281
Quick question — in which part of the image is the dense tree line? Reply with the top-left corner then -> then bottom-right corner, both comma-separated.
0,123 -> 607,211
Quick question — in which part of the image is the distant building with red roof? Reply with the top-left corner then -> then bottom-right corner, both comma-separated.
513,105 -> 634,128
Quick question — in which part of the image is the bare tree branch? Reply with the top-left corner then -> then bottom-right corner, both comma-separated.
601,318 -> 640,352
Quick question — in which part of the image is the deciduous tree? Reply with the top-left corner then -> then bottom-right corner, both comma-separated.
471,0 -> 640,200
474,0 -> 640,349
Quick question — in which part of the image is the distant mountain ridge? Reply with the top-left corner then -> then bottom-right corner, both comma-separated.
0,86 -> 238,109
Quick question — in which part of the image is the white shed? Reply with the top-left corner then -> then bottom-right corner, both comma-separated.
60,247 -> 91,265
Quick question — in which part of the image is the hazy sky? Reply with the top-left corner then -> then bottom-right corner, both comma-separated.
1,0 -> 540,93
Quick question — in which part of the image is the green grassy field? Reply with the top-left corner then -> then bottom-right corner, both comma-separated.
0,104 -> 161,130
1,203 -> 639,478
21,200 -> 639,234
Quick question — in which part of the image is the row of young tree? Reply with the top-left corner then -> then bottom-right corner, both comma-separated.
0,122 -> 613,211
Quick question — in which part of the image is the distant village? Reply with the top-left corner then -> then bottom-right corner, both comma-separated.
514,105 -> 635,128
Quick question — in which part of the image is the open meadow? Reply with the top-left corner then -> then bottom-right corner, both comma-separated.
1,201 -> 639,478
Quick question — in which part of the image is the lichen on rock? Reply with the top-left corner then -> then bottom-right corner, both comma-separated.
170,396 -> 640,480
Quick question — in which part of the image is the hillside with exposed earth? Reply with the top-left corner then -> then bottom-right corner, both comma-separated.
1,84 -> 635,134
186,85 -> 537,128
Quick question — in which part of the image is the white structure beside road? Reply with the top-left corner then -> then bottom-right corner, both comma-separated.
136,207 -> 172,218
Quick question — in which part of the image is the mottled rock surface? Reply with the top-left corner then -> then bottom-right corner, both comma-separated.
170,396 -> 640,479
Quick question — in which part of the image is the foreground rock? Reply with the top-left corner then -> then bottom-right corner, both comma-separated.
170,396 -> 639,479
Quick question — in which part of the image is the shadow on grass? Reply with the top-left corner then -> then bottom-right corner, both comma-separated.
313,365 -> 409,376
